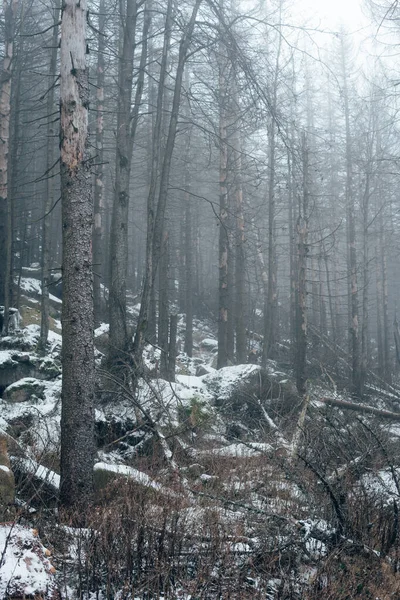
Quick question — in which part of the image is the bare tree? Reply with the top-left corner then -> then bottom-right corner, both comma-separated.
132,0 -> 202,372
59,0 -> 95,511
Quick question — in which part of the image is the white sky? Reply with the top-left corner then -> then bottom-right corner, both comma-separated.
296,0 -> 367,32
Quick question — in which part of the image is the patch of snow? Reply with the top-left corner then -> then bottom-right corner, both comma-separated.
15,456 -> 60,490
199,473 -> 218,483
0,378 -> 61,451
18,277 -> 62,305
200,338 -> 218,348
94,461 -> 162,492
361,468 -> 400,505
0,524 -> 58,597
0,350 -> 16,367
200,442 -> 273,458
202,364 -> 261,400
18,277 -> 41,296
95,322 -> 109,337
4,376 -> 44,394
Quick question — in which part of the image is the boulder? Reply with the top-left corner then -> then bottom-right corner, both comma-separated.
3,377 -> 46,403
196,364 -> 214,377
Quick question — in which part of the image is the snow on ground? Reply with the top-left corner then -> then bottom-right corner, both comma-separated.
0,524 -> 58,597
360,468 -> 400,505
25,324 -> 62,349
0,323 -> 62,354
0,349 -> 17,366
19,277 -> 62,305
202,364 -> 261,400
95,323 -> 109,337
198,441 -> 273,458
0,378 -> 61,451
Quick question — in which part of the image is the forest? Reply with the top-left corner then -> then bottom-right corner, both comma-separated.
2,0 -> 400,597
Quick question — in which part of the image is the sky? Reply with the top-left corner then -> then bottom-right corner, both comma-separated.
297,0 -> 368,32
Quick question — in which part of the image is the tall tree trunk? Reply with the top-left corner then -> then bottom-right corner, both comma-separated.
288,146 -> 297,358
341,38 -> 361,397
168,313 -> 178,382
108,0 -> 137,360
184,128 -> 193,357
132,0 -> 202,369
233,121 -> 246,364
8,33 -> 21,310
59,0 -> 95,511
38,0 -> 60,353
376,234 -> 384,379
217,17 -> 229,369
93,0 -> 106,327
295,134 -> 309,396
132,0 -> 173,366
262,12 -> 282,364
0,0 -> 18,332
159,231 -> 169,378
379,209 -> 391,383
361,168 -> 371,392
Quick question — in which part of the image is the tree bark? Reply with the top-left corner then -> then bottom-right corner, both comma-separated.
38,0 -> 60,353
0,0 -> 18,331
93,0 -> 106,328
59,0 -> 95,511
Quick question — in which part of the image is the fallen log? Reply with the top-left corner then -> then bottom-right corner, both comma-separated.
319,396 -> 400,421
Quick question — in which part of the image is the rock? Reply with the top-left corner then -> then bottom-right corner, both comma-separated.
200,338 -> 218,350
198,473 -> 219,485
94,330 -> 109,355
0,352 -> 60,394
196,365 -> 213,377
11,352 -> 30,362
3,377 -> 46,403
187,463 -> 205,477
37,357 -> 61,379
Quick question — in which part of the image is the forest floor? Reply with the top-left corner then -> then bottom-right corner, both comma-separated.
2,273 -> 400,598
